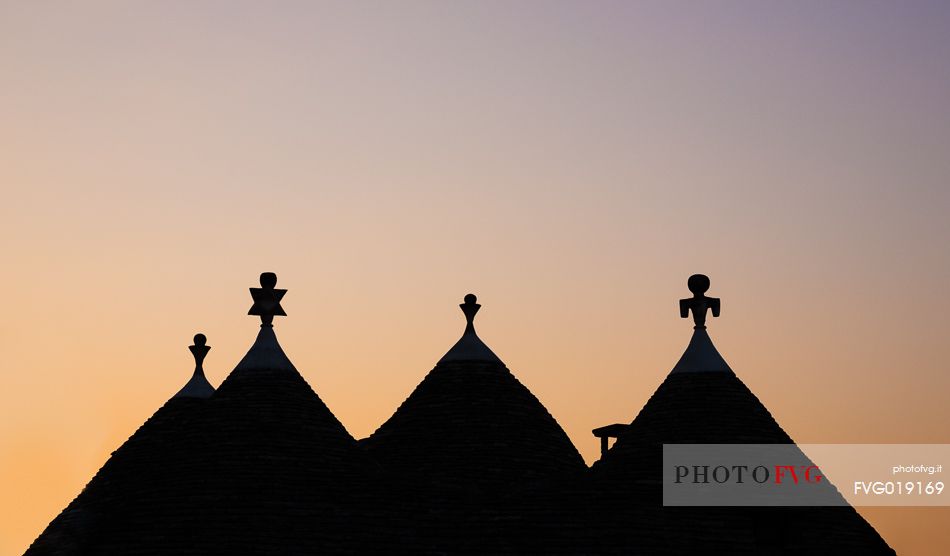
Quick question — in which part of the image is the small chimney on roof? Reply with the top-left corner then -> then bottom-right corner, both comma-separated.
592,423 -> 629,459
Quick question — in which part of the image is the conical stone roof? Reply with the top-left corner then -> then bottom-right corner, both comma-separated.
364,294 -> 584,491
361,294 -> 585,552
27,273 -> 383,555
134,272 -> 382,554
25,335 -> 217,556
588,275 -> 894,555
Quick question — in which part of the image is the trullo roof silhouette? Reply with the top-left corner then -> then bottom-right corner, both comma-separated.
27,273 -> 381,555
361,294 -> 586,552
588,274 -> 894,555
155,272 -> 380,554
25,334 -> 217,555
24,274 -> 898,555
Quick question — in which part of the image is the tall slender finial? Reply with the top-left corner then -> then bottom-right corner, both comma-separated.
460,293 -> 480,332
437,293 -> 502,364
173,333 -> 216,399
248,272 -> 287,327
679,274 -> 720,329
189,333 -> 210,370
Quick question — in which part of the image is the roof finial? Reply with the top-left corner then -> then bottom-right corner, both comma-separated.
679,274 -> 720,329
438,293 -> 502,364
189,333 -> 210,369
248,272 -> 287,327
173,333 -> 216,399
460,293 -> 480,332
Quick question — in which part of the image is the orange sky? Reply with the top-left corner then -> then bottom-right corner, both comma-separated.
2,2 -> 949,554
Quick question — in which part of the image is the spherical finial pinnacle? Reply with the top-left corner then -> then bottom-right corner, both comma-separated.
260,272 -> 278,289
687,274 -> 710,295
189,332 -> 211,368
177,333 -> 214,399
459,293 -> 481,327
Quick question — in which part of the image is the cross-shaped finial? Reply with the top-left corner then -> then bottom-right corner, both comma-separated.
460,293 -> 480,332
679,274 -> 720,329
248,272 -> 287,327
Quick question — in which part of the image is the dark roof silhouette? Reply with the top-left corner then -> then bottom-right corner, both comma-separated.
140,273 -> 381,554
26,274 -> 896,555
361,294 -> 586,552
28,274 -> 383,555
150,325 -> 381,554
25,335 -> 216,555
363,294 -> 584,490
588,274 -> 894,555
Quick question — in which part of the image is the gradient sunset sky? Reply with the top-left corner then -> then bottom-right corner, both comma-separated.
2,2 -> 949,554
